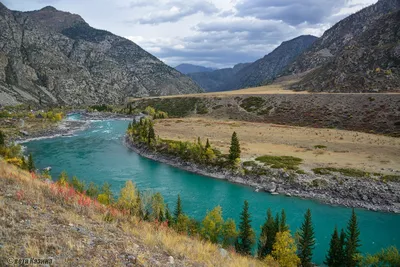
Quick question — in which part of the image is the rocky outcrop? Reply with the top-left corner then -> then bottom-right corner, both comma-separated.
125,135 -> 400,213
288,0 -> 400,92
0,4 -> 202,106
175,64 -> 216,74
187,35 -> 316,92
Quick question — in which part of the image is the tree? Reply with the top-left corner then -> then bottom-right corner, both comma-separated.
229,132 -> 241,164
0,131 -> 5,147
339,229 -> 346,264
258,209 -> 276,258
205,138 -> 211,149
222,218 -> 237,248
174,214 -> 190,234
298,209 -> 316,267
21,156 -> 28,170
275,213 -> 280,233
344,209 -> 361,267
86,182 -> 99,198
165,204 -> 173,226
360,246 -> 400,267
117,180 -> 138,215
148,123 -> 155,145
280,209 -> 289,232
325,226 -> 344,267
71,176 -> 85,193
235,200 -> 255,255
151,192 -> 165,221
57,171 -> 68,186
27,153 -> 35,172
201,206 -> 224,243
99,182 -> 113,204
174,194 -> 183,222
271,231 -> 301,267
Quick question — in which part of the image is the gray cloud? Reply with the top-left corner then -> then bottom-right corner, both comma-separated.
129,1 -> 219,25
235,0 -> 346,26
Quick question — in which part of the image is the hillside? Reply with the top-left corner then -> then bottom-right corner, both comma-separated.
187,63 -> 251,92
0,160 -> 267,267
187,36 -> 316,92
0,4 -> 202,106
288,0 -> 400,92
175,64 -> 216,74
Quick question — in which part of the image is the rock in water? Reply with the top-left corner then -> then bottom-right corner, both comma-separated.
0,4 -> 202,106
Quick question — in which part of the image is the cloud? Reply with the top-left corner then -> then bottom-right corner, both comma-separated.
235,0 -> 346,26
127,0 -> 219,25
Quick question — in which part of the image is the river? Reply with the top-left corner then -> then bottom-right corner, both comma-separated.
23,117 -> 400,265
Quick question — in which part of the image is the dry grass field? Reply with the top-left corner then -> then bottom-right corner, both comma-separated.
154,118 -> 400,175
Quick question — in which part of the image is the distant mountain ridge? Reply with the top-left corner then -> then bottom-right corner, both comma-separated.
188,35 -> 317,92
289,0 -> 400,92
0,4 -> 202,106
175,64 -> 216,74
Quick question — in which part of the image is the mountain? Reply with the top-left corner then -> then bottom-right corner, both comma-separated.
187,63 -> 251,92
0,4 -> 202,106
175,64 -> 216,74
235,35 -> 317,89
187,35 -> 317,92
288,0 -> 400,92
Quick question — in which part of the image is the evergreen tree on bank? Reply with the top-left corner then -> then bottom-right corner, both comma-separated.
174,194 -> 183,222
258,209 -> 276,258
325,226 -> 345,267
148,123 -> 155,145
235,200 -> 255,255
27,153 -> 35,172
280,209 -> 289,232
0,131 -> 5,147
229,132 -> 241,164
345,209 -> 361,267
298,209 -> 316,267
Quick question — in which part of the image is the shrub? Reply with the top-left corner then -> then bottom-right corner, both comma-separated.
255,155 -> 302,170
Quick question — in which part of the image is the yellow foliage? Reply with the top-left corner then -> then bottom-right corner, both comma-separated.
201,206 -> 224,243
117,180 -> 138,213
97,194 -> 110,205
271,231 -> 301,267
6,157 -> 23,168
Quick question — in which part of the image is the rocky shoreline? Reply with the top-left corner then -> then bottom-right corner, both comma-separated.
125,136 -> 400,213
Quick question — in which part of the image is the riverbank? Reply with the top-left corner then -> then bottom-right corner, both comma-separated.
125,136 -> 400,213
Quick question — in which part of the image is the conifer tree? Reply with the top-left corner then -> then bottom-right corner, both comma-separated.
235,200 -> 255,255
258,209 -> 276,258
86,182 -> 99,198
174,194 -> 183,222
205,138 -> 211,149
344,209 -> 361,267
136,191 -> 144,219
325,226 -> 344,267
280,209 -> 289,232
27,153 -> 35,172
148,123 -> 155,145
275,212 -> 280,233
0,131 -> 5,147
165,204 -> 173,226
339,229 -> 346,264
229,131 -> 241,163
21,156 -> 28,170
298,209 -> 316,267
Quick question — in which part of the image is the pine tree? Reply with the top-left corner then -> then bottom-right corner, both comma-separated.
344,209 -> 361,267
229,132 -> 241,163
174,194 -> 183,222
325,226 -> 344,267
235,200 -> 255,255
148,123 -> 155,145
275,212 -> 280,233
165,204 -> 173,226
280,209 -> 289,232
205,138 -> 211,149
298,209 -> 316,267
27,153 -> 35,172
0,131 -> 5,147
258,208 -> 276,258
339,229 -> 346,264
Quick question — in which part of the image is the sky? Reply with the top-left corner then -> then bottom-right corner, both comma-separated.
2,0 -> 378,68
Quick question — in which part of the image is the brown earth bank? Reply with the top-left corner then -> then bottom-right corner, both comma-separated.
129,91 -> 400,136
125,136 -> 400,213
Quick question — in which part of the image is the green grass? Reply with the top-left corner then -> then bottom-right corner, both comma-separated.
382,174 -> 400,183
312,167 -> 368,178
314,145 -> 327,149
255,155 -> 302,170
240,97 -> 265,112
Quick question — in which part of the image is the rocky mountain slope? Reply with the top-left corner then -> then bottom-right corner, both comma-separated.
187,36 -> 316,92
0,4 -> 202,106
187,63 -> 251,92
175,63 -> 216,74
288,0 -> 400,92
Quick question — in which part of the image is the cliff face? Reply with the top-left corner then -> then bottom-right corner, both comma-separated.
288,0 -> 400,92
187,35 -> 316,92
0,4 -> 202,106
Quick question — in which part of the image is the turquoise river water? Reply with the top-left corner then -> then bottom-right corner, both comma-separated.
23,117 -> 400,265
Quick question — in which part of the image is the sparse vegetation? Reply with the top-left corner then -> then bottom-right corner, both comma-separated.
255,155 -> 303,170
240,96 -> 265,112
